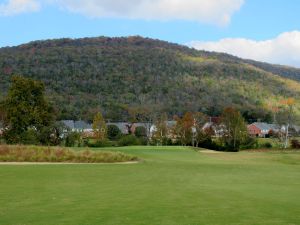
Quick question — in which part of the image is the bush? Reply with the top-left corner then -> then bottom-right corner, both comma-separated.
118,135 -> 141,146
20,129 -> 39,145
87,140 -> 116,148
240,137 -> 258,150
39,123 -> 64,146
198,138 -> 225,151
138,137 -> 148,146
107,125 -> 122,140
291,139 -> 300,149
134,126 -> 147,138
3,129 -> 39,145
150,136 -> 173,146
262,142 -> 273,149
65,132 -> 81,147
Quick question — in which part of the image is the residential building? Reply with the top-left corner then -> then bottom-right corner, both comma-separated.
247,122 -> 280,137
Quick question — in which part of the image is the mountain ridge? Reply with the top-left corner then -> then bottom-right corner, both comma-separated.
0,36 -> 299,121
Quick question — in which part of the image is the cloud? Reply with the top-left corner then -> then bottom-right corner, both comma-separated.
53,0 -> 244,26
0,0 -> 40,16
0,0 -> 244,25
189,31 -> 300,67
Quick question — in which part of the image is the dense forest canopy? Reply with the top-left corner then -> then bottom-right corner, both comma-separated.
0,36 -> 300,122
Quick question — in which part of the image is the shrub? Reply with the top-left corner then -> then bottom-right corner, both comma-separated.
39,122 -> 64,146
134,126 -> 147,138
20,129 -> 39,145
87,140 -> 116,148
198,138 -> 225,151
240,137 -> 258,150
150,137 -> 173,146
138,137 -> 148,146
118,135 -> 141,146
65,132 -> 81,147
107,125 -> 122,140
161,137 -> 172,146
291,139 -> 300,149
262,142 -> 273,149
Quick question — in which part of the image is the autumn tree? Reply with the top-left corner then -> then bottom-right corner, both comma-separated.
174,112 -> 194,146
266,102 -> 280,124
92,112 -> 107,141
193,112 -> 209,147
221,107 -> 248,151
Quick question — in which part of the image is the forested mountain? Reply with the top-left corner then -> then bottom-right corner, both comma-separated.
0,36 -> 300,121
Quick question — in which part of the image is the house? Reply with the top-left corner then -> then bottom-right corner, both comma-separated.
107,122 -> 153,135
107,122 -> 132,134
61,120 -> 92,132
61,120 -> 75,131
74,121 -> 93,133
150,121 -> 177,139
279,125 -> 300,137
290,125 -> 300,135
247,122 -> 280,137
202,117 -> 224,137
150,121 -> 176,134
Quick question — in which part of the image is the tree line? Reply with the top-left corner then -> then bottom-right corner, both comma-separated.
0,76 -> 298,151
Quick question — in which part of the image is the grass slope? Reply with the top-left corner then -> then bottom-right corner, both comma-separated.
0,146 -> 300,225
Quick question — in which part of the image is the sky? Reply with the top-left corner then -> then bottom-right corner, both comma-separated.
1,0 -> 300,67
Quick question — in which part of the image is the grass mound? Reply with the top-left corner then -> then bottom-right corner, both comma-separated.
0,145 -> 138,163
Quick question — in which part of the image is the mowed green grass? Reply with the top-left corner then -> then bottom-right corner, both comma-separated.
1,146 -> 300,225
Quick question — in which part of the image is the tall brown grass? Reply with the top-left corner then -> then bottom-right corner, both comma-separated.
0,145 -> 138,163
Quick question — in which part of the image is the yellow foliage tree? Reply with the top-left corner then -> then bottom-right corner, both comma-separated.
92,112 -> 107,141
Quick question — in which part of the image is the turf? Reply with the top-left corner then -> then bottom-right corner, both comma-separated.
0,146 -> 300,225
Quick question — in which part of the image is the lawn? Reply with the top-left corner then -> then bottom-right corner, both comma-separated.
0,146 -> 300,225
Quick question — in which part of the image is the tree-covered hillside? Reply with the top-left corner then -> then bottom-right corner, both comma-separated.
0,36 -> 300,121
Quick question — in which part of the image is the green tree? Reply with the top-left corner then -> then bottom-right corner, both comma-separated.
2,75 -> 54,144
221,107 -> 248,151
92,112 -> 107,141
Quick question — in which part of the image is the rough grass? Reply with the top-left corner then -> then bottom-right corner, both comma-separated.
0,146 -> 300,225
0,145 -> 138,163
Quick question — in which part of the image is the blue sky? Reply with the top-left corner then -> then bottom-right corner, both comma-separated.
1,0 -> 300,67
